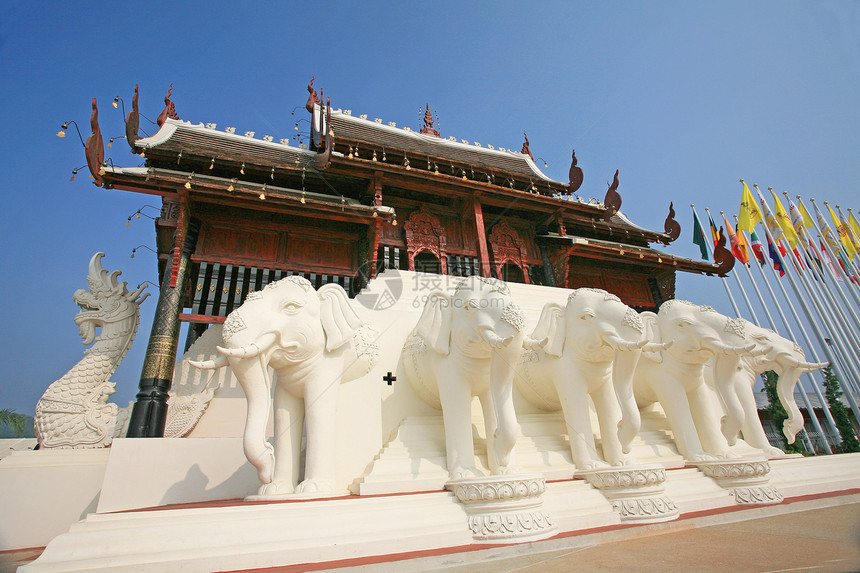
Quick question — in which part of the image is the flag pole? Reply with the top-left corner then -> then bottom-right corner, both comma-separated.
751,187 -> 860,425
722,211 -> 776,329
819,199 -> 860,310
807,197 -> 860,309
835,204 -> 860,289
704,206 -> 759,323
757,187 -> 860,377
735,217 -> 837,452
785,195 -> 860,368
691,204 -> 741,317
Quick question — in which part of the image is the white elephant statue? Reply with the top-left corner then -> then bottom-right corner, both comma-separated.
402,276 -> 543,481
634,300 -> 762,461
191,276 -> 378,496
517,288 -> 668,470
707,321 -> 826,457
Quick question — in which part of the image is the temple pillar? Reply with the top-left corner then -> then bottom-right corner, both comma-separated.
472,195 -> 491,278
127,212 -> 201,438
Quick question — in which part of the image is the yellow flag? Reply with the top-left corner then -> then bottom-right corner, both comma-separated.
772,191 -> 798,248
798,199 -> 815,228
829,204 -> 857,258
738,182 -> 762,232
849,211 -> 860,248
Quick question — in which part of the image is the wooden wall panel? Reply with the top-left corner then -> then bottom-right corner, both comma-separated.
287,234 -> 354,273
197,224 -> 281,263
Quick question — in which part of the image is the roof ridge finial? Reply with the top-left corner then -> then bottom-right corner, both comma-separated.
420,103 -> 440,138
306,76 -> 320,113
157,84 -> 179,127
521,131 -> 533,160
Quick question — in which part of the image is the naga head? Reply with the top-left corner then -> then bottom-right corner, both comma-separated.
73,252 -> 150,345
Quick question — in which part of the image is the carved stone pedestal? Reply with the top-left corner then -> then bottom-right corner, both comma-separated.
446,474 -> 556,542
578,465 -> 679,524
690,458 -> 783,505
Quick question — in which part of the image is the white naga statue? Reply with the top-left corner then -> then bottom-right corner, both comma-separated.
191,276 -> 378,496
34,253 -> 149,449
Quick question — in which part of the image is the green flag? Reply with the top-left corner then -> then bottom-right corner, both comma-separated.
693,211 -> 709,260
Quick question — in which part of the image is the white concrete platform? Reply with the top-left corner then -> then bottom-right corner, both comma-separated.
19,453 -> 860,572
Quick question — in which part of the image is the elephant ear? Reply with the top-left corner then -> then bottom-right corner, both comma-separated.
318,283 -> 364,352
640,311 -> 663,363
414,292 -> 453,356
532,302 -> 565,357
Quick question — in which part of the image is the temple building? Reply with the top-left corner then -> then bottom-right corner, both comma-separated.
84,80 -> 732,436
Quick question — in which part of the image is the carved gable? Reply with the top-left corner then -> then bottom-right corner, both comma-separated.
404,206 -> 448,274
488,220 -> 529,284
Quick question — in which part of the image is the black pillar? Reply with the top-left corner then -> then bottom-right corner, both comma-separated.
127,218 -> 200,437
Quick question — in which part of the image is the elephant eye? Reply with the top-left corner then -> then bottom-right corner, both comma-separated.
677,320 -> 692,328
282,301 -> 303,313
579,311 -> 595,321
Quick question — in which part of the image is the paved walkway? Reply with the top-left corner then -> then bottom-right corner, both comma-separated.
4,496 -> 859,572
324,496 -> 860,573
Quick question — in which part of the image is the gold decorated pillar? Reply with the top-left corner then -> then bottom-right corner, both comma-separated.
127,198 -> 200,438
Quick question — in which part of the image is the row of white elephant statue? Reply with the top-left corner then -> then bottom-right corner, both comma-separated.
191,275 -> 825,496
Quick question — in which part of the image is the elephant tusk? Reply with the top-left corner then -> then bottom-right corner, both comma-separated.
786,357 -> 828,372
642,340 -> 673,353
217,343 -> 265,359
189,355 -> 229,370
603,334 -> 647,352
523,335 -> 548,350
480,328 -> 513,349
704,339 -> 756,356
216,332 -> 278,359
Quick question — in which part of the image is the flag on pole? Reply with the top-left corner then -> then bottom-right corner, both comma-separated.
723,213 -> 748,264
838,206 -> 860,252
767,233 -> 784,276
707,213 -> 720,246
797,198 -> 815,229
772,191 -> 799,249
806,238 -> 822,273
814,201 -> 841,251
692,211 -> 709,260
756,187 -> 785,243
820,239 -> 840,278
788,198 -> 807,240
738,181 -> 762,232
849,210 -> 860,246
829,204 -> 858,259
749,230 -> 767,266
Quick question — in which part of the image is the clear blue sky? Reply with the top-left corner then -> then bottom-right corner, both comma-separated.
0,1 -> 857,415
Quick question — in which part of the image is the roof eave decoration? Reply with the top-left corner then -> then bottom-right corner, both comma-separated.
602,169 -> 621,221
156,84 -> 179,127
100,166 -> 395,222
537,232 -> 724,276
568,149 -> 583,193
85,98 -> 104,187
662,202 -> 681,244
125,84 -> 140,153
521,132 -> 533,160
713,227 -> 736,276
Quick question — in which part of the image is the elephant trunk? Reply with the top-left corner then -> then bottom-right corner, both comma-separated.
227,353 -> 276,484
713,356 -> 745,445
488,337 -> 523,469
777,367 -> 805,444
612,344 -> 643,453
